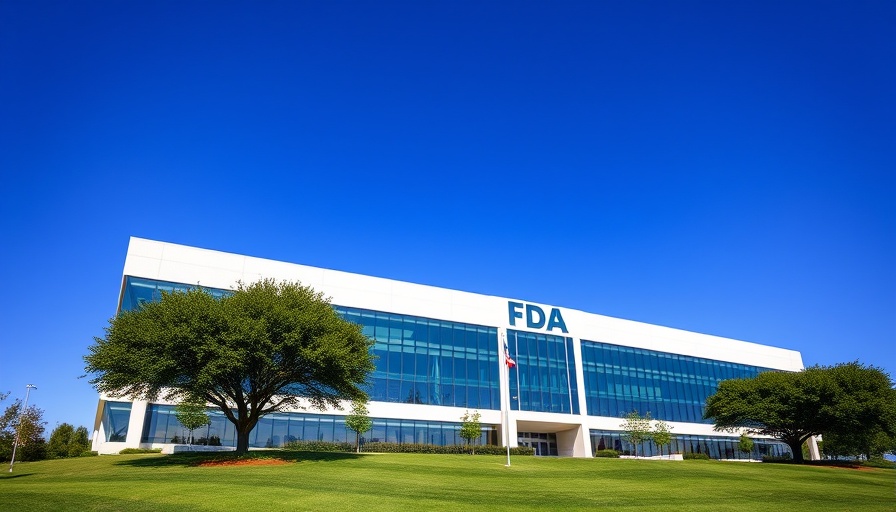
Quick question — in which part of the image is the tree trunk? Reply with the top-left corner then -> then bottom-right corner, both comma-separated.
236,428 -> 251,454
788,440 -> 804,463
356,432 -> 360,454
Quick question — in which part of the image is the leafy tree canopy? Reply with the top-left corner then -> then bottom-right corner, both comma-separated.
620,410 -> 652,457
175,400 -> 211,445
1,395 -> 47,462
704,362 -> 896,462
738,435 -> 754,455
652,419 -> 673,456
85,279 -> 375,453
48,423 -> 91,458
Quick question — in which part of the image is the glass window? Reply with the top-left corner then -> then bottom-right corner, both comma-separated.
331,306 -> 500,410
580,339 -> 775,423
102,401 -> 132,442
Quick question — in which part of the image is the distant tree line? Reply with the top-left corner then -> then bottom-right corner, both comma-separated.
1,392 -> 91,462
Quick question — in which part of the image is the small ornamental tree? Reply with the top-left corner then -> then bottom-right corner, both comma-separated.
175,400 -> 211,445
652,419 -> 673,457
620,410 -> 652,457
738,435 -> 754,457
345,398 -> 373,453
459,410 -> 482,455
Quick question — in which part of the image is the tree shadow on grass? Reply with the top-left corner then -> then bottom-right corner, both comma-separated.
0,472 -> 34,479
114,450 -> 363,468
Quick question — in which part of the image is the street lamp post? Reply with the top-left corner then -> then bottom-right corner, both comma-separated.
8,384 -> 37,473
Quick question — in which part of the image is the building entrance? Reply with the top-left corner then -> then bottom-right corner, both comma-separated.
517,432 -> 558,456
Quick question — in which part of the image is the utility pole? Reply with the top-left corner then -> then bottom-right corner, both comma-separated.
9,384 -> 37,472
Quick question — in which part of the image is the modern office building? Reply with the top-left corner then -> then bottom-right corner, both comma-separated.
92,237 -> 807,459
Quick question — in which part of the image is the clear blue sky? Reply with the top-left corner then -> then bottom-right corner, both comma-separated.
1,1 -> 893,432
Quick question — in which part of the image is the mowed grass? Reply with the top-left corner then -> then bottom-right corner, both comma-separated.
1,452 -> 894,512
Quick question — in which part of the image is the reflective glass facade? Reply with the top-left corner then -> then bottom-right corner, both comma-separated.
120,278 -> 502,411
335,306 -> 500,410
507,330 -> 579,414
589,429 -> 792,459
580,340 -> 769,423
120,276 -> 229,312
141,404 -> 497,447
101,401 -> 132,442
108,269 -> 804,460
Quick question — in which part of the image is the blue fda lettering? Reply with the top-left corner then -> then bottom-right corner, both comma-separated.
526,304 -> 546,328
507,301 -> 569,333
508,301 -> 524,326
547,308 -> 568,333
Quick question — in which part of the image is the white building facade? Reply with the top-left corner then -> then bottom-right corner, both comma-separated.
93,237 -> 806,459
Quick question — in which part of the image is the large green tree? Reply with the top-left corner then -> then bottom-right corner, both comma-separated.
704,362 -> 896,463
85,279 -> 375,454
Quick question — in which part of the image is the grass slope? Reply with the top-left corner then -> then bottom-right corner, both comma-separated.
2,452 -> 893,511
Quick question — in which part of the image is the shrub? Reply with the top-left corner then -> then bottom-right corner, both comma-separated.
594,449 -> 620,458
862,458 -> 896,470
683,452 -> 711,460
79,451 -> 99,457
762,454 -> 793,463
283,440 -> 354,452
118,448 -> 163,454
357,443 -> 534,456
282,440 -> 535,456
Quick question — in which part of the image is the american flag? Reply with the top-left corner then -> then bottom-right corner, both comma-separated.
504,340 -> 516,368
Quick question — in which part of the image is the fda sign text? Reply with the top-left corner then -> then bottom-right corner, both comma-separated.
508,301 -> 568,333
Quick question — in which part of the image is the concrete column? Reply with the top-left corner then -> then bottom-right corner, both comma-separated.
557,424 -> 592,457
127,400 -> 148,448
807,435 -> 821,460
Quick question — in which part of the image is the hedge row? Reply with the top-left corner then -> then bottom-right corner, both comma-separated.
594,449 -> 620,458
119,448 -> 163,454
282,441 -> 355,452
283,440 -> 534,456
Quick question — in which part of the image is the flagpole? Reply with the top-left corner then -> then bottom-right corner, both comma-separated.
503,331 -> 511,467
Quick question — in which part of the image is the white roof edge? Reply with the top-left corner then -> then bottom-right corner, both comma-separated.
122,237 -> 805,371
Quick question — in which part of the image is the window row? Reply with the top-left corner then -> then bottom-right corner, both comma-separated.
366,379 -> 499,409
507,330 -> 579,414
589,430 -> 791,459
120,276 -> 230,312
580,340 -> 770,423
337,306 -> 502,410
337,306 -> 496,354
370,348 -> 498,384
140,404 -> 497,447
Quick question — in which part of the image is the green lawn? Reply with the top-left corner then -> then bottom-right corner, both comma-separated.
1,452 -> 893,511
